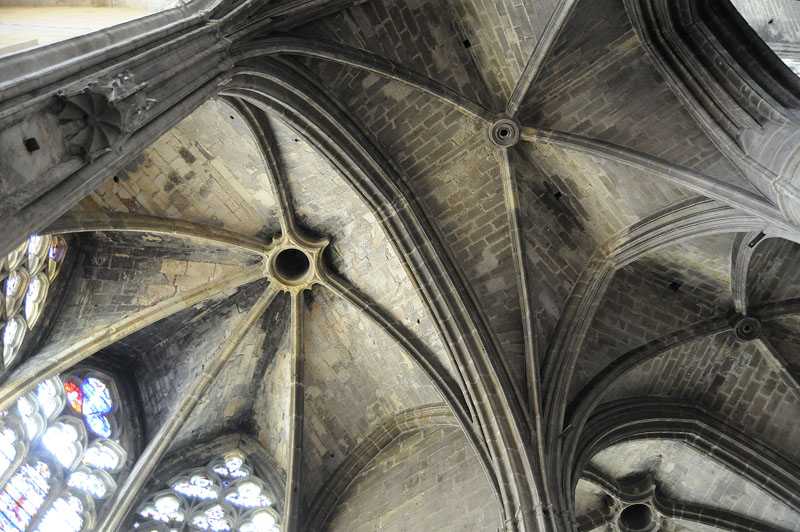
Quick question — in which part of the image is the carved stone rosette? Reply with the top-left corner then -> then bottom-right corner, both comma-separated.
56,70 -> 156,161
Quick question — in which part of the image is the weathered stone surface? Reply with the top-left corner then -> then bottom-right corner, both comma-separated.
132,280 -> 270,441
571,260 -> 723,400
299,287 -> 441,511
2,0 -> 800,530
170,294 -> 291,453
277,114 -> 454,381
43,231 -> 260,350
604,334 -> 800,458
81,100 -> 281,238
591,439 -> 800,531
520,0 -> 751,188
298,0 -> 494,108
323,426 -> 502,532
747,237 -> 800,306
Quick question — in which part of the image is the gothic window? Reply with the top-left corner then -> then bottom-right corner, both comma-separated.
132,451 -> 281,532
1,235 -> 67,369
0,460 -> 52,530
34,492 -> 87,532
63,375 -> 119,440
0,372 -> 128,531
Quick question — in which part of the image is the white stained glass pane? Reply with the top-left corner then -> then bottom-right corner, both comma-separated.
35,495 -> 84,532
16,396 -> 43,440
27,236 -> 46,257
153,494 -> 183,523
225,481 -> 269,509
83,444 -> 122,471
240,510 -> 276,532
3,320 -> 20,347
26,277 -> 43,302
173,475 -> 217,500
5,271 -> 23,297
191,505 -> 230,532
224,455 -> 242,473
214,452 -> 248,480
139,504 -> 160,521
0,461 -> 50,530
0,427 -> 17,478
5,241 -> 28,272
36,379 -> 62,420
42,424 -> 80,468
68,470 -> 108,499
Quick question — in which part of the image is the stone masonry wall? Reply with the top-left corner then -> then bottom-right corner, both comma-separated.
323,425 -> 502,532
521,0 -> 747,187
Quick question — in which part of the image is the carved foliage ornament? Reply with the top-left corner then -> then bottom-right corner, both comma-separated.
56,70 -> 156,161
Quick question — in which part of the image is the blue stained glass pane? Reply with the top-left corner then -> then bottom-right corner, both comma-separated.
82,378 -> 113,415
85,414 -> 111,439
0,511 -> 22,531
0,462 -> 50,530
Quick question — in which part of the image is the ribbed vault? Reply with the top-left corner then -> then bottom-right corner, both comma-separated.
1,0 -> 800,531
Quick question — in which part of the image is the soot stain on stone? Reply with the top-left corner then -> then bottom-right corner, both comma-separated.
178,147 -> 196,164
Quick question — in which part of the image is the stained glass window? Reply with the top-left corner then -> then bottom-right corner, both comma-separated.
173,475 -> 219,501
5,271 -> 24,298
0,235 -> 67,370
2,320 -> 21,347
64,383 -> 82,414
24,274 -> 49,328
82,378 -> 114,438
0,461 -> 50,530
83,379 -> 113,415
27,236 -> 47,259
239,510 -> 278,532
63,376 -> 117,439
34,494 -> 84,532
42,422 -> 82,469
224,481 -> 270,509
0,372 -> 126,531
0,427 -> 18,479
139,492 -> 185,524
3,318 -> 27,366
67,468 -> 114,499
15,396 -> 44,442
5,241 -> 28,273
85,415 -> 112,439
82,440 -> 124,472
134,452 -> 281,531
35,379 -> 63,421
190,503 -> 231,531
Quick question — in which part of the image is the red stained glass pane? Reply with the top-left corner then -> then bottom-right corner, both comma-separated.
64,383 -> 82,414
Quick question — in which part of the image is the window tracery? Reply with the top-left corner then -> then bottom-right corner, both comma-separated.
0,372 -> 127,531
132,452 -> 281,532
1,235 -> 67,369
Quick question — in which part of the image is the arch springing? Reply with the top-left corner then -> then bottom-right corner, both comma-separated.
132,451 -> 281,532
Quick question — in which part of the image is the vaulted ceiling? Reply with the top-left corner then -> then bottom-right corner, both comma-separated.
2,0 -> 800,530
